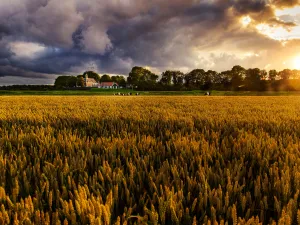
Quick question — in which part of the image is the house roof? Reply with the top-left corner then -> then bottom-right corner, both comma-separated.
100,82 -> 119,86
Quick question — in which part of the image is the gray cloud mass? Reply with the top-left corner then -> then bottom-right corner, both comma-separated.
0,0 -> 299,84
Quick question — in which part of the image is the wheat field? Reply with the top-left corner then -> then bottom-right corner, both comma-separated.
0,96 -> 300,225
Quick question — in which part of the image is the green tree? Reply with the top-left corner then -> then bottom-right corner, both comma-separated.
160,71 -> 173,86
68,76 -> 77,87
82,71 -> 101,82
160,70 -> 184,87
77,77 -> 85,87
111,75 -> 126,87
231,65 -> 246,90
245,68 -> 261,90
127,67 -> 144,86
172,71 -> 184,86
261,70 -> 268,80
218,70 -> 232,89
100,74 -> 112,82
278,69 -> 292,91
279,69 -> 292,80
54,76 -> 77,88
54,76 -> 69,88
269,70 -> 278,81
185,69 -> 206,88
203,70 -> 219,90
128,67 -> 158,89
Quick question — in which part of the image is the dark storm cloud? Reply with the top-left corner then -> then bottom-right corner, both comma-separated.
0,24 -> 11,40
230,0 -> 298,27
232,0 -> 267,14
0,65 -> 53,78
272,0 -> 300,8
0,0 -> 299,84
0,44 -> 13,60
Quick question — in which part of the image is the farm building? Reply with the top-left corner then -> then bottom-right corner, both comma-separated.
98,82 -> 119,89
84,74 -> 99,87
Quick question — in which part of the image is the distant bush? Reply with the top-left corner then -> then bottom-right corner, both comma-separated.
0,85 -> 56,91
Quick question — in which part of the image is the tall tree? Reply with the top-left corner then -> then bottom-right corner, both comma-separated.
231,65 -> 246,90
100,74 -> 112,82
54,76 -> 77,88
219,70 -> 232,89
245,68 -> 261,90
111,75 -> 126,86
172,71 -> 184,86
54,76 -> 69,88
203,70 -> 218,90
279,69 -> 292,80
185,69 -> 206,88
160,71 -> 173,86
160,70 -> 184,87
68,76 -> 78,87
269,70 -> 278,81
128,67 -> 158,89
260,70 -> 268,80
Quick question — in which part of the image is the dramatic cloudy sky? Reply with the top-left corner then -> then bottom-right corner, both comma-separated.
0,0 -> 300,85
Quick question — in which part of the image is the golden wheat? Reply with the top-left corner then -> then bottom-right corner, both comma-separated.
0,96 -> 299,224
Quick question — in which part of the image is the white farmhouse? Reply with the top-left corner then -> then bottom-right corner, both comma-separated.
98,82 -> 119,89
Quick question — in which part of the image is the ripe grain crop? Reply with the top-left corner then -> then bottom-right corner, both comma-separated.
0,96 -> 300,224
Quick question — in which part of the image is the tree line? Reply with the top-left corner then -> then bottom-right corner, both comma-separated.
127,66 -> 300,91
0,85 -> 56,91
51,65 -> 300,91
